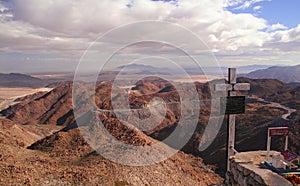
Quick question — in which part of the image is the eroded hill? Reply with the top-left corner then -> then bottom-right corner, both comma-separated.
0,79 -> 224,185
1,76 -> 300,179
0,117 -> 223,185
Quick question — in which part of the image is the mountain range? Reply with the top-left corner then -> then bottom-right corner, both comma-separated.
0,80 -> 224,185
1,76 -> 300,177
1,64 -> 298,89
242,64 -> 300,83
0,73 -> 70,88
1,65 -> 300,184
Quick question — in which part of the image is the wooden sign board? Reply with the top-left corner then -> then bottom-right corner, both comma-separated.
268,127 -> 289,137
220,96 -> 246,114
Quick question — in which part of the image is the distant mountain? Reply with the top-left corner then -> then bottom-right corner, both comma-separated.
0,73 -> 74,88
0,73 -> 47,88
117,64 -> 278,76
237,65 -> 273,74
117,64 -> 171,75
288,82 -> 300,87
184,65 -> 272,75
243,65 -> 300,83
118,64 -> 159,71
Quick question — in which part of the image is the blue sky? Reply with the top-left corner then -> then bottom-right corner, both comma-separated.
228,0 -> 300,29
0,0 -> 299,73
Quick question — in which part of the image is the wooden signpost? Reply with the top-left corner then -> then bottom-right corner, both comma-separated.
215,68 -> 250,172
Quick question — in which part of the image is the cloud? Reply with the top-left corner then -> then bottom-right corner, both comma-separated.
267,23 -> 288,32
225,0 -> 270,10
2,0 -> 269,51
235,0 -> 262,10
0,0 -> 298,68
253,5 -> 262,11
224,0 -> 245,7
269,24 -> 300,45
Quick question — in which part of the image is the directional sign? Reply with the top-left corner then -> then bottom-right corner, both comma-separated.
268,127 -> 289,137
220,96 -> 246,114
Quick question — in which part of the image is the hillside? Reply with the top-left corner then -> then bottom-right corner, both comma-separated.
1,83 -> 75,125
1,77 -> 300,177
243,65 -> 300,83
24,125 -> 222,185
0,79 -> 224,185
0,113 -> 223,185
238,77 -> 300,110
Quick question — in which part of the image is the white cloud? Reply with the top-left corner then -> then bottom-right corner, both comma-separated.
270,24 -> 300,43
2,0 -> 270,52
235,0 -> 263,10
253,5 -> 262,11
0,0 -> 298,68
224,0 -> 244,7
224,0 -> 270,10
267,23 -> 288,32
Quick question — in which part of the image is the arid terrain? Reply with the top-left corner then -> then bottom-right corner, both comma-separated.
1,0 -> 300,185
0,74 -> 300,185
0,79 -> 224,185
0,117 -> 223,185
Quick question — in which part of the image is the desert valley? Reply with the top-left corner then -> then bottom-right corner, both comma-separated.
0,65 -> 300,185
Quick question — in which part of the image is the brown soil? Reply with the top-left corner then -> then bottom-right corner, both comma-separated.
0,117 -> 223,185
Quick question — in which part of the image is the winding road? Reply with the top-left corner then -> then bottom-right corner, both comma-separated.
254,97 -> 297,120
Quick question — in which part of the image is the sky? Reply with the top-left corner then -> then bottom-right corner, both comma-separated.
0,0 -> 299,73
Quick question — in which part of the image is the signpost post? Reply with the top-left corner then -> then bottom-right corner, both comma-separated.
215,68 -> 250,172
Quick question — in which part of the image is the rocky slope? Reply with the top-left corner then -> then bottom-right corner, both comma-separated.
0,79 -> 224,185
1,77 -> 300,177
0,117 -> 223,185
1,83 -> 74,126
